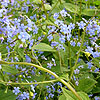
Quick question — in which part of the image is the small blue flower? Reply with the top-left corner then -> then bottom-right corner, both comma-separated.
85,46 -> 93,54
94,96 -> 100,100
74,69 -> 80,74
88,29 -> 95,36
60,9 -> 67,17
31,85 -> 35,92
21,92 -> 29,99
18,32 -> 30,42
49,93 -> 54,98
47,34 -> 53,41
58,89 -> 62,93
13,87 -> 20,95
25,54 -> 31,63
77,42 -> 81,46
53,13 -> 59,19
94,68 -> 99,72
47,62 -> 53,69
92,51 -> 100,58
33,93 -> 37,99
87,62 -> 92,69
77,21 -> 86,29
75,81 -> 79,86
70,41 -> 76,46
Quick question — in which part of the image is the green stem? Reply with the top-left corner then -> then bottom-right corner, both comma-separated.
0,80 -> 58,85
79,0 -> 82,21
0,60 -> 81,100
68,41 -> 71,68
49,0 -> 59,15
69,29 -> 86,83
58,50 -> 62,73
41,0 -> 48,20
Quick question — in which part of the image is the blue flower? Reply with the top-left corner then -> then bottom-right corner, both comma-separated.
77,21 -> 86,29
60,24 -> 69,34
13,87 -> 20,95
70,41 -> 76,47
69,23 -> 75,30
51,42 -> 58,47
74,69 -> 80,74
94,96 -> 100,100
47,62 -> 53,69
33,93 -> 37,99
59,35 -> 65,43
53,13 -> 59,19
25,54 -> 31,63
58,44 -> 65,51
92,51 -> 100,58
87,62 -> 92,69
49,93 -> 54,98
21,92 -> 29,99
60,9 -> 67,17
75,81 -> 79,86
88,29 -> 95,36
85,46 -> 93,54
94,68 -> 99,72
47,34 -> 53,41
18,32 -> 30,42
58,89 -> 62,93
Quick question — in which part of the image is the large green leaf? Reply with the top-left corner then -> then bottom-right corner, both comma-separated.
62,87 -> 78,100
0,90 -> 17,100
33,43 -> 56,52
64,3 -> 80,14
62,87 -> 89,100
2,64 -> 19,74
76,78 -> 97,93
82,9 -> 100,16
78,92 -> 89,100
59,94 -> 67,100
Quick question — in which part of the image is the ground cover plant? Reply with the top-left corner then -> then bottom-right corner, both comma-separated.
0,0 -> 100,100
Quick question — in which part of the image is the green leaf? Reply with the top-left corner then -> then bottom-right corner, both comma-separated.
62,87 -> 89,100
78,92 -> 90,100
32,0 -> 41,4
0,44 -> 8,54
76,78 -> 97,93
59,94 -> 67,100
2,64 -> 19,74
33,43 -> 56,52
44,4 -> 52,10
62,87 -> 77,100
93,1 -> 100,5
17,48 -> 24,58
92,87 -> 100,94
82,9 -> 100,16
0,90 -> 17,100
64,3 -> 80,14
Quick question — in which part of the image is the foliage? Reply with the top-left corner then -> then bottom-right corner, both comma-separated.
0,0 -> 100,100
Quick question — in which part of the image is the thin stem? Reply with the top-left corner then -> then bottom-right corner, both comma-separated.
0,80 -> 58,85
2,51 -> 16,56
68,41 -> 71,68
32,50 -> 42,67
41,0 -> 48,20
69,30 -> 86,83
79,0 -> 82,21
58,50 -> 62,73
49,0 -> 59,15
0,60 -> 81,100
